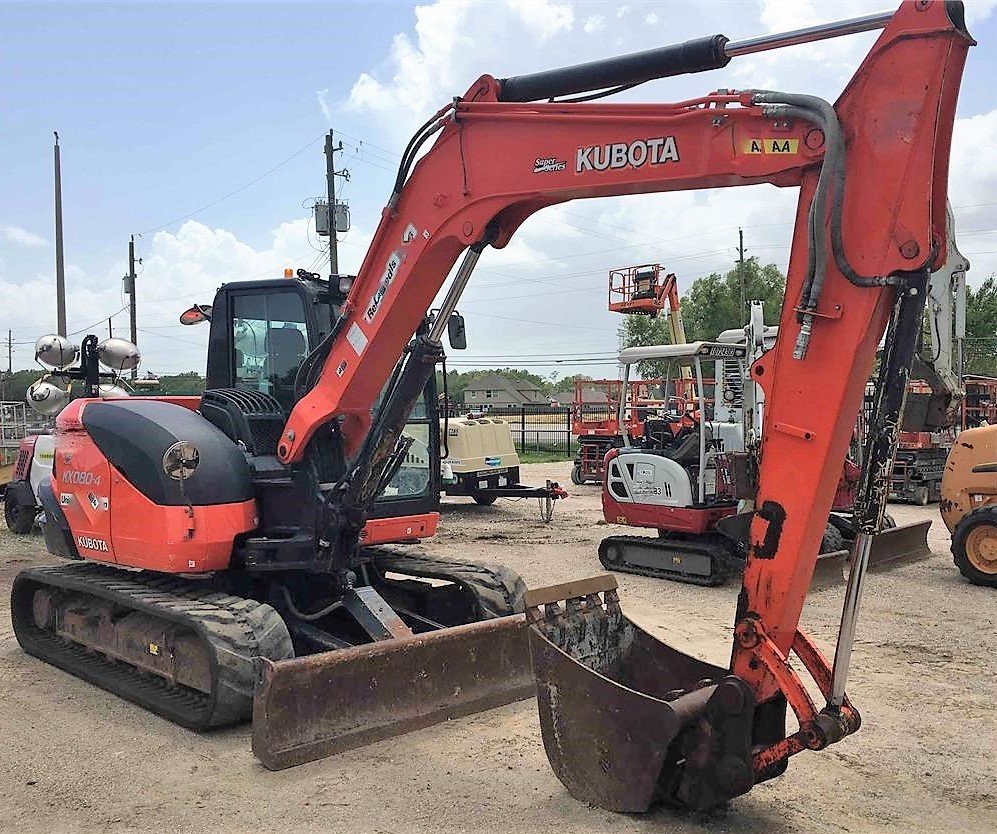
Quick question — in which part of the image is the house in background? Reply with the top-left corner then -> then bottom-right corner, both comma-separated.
462,374 -> 548,410
550,386 -> 609,408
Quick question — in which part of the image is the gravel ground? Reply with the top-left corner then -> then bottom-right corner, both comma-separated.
1,461 -> 995,834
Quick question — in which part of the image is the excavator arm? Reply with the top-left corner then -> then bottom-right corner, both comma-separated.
276,0 -> 970,807
911,202 -> 970,428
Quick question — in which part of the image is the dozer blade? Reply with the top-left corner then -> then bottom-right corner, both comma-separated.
252,614 -> 532,770
810,550 -> 849,589
526,575 -> 756,812
864,519 -> 933,572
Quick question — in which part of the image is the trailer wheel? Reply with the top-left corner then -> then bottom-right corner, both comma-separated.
472,493 -> 497,506
4,488 -> 35,535
570,464 -> 585,486
952,506 -> 997,587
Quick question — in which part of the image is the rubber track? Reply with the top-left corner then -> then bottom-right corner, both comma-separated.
368,548 -> 527,617
11,563 -> 293,730
598,535 -> 735,587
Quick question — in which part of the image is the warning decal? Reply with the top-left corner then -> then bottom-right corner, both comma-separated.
743,138 -> 800,155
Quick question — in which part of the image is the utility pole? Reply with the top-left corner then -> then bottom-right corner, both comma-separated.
737,227 -> 746,325
54,132 -> 67,337
125,235 -> 138,379
324,130 -> 346,274
108,318 -> 113,339
1,330 -> 10,401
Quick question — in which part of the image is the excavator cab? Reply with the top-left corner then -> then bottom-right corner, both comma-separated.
191,274 -> 441,527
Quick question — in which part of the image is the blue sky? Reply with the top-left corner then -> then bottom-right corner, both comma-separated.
3,0 -> 997,375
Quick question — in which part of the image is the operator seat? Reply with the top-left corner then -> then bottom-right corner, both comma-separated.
643,418 -> 673,449
266,326 -> 306,382
664,425 -> 711,465
265,326 -> 306,409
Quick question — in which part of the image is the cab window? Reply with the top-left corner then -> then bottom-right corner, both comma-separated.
231,291 -> 309,411
373,376 -> 434,502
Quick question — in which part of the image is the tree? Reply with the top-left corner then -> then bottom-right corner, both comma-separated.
553,373 -> 594,393
619,257 -> 787,377
681,257 -> 785,341
619,315 -> 671,378
964,275 -> 997,376
155,372 -> 206,396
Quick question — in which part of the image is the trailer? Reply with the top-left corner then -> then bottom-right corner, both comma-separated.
441,415 -> 566,520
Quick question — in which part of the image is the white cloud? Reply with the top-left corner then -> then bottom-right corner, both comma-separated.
644,12 -> 659,25
343,0 -> 574,130
1,216 -> 378,374
759,0 -> 820,33
963,0 -> 997,25
316,88 -> 333,122
12,0 -> 996,383
583,14 -> 605,34
506,0 -> 574,41
2,225 -> 47,247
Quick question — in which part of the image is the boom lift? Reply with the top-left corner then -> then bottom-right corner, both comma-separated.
572,265 -> 690,485
11,0 -> 971,804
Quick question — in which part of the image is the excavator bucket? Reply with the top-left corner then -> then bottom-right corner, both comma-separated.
526,576 -> 757,812
252,614 -> 532,770
865,519 -> 932,571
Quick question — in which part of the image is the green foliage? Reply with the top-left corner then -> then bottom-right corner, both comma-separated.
154,372 -> 206,396
964,275 -> 997,376
619,257 -> 787,377
552,373 -> 593,393
0,370 -> 45,403
619,315 -> 672,378
0,369 -> 206,402
681,257 -> 785,341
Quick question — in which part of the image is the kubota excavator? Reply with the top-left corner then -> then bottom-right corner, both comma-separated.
11,0 -> 971,810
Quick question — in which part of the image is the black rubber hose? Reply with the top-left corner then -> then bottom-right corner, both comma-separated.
754,91 -> 890,303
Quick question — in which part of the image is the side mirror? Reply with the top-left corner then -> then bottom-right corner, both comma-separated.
447,312 -> 467,350
180,304 -> 212,325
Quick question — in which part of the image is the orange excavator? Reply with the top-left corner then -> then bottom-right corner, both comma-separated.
12,0 -> 970,811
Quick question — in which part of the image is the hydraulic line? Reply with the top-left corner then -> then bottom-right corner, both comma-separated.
753,90 -> 896,358
829,268 -> 930,707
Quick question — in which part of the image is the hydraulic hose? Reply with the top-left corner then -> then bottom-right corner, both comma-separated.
752,90 -> 895,358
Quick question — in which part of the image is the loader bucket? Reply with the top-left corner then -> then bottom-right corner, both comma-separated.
252,614 -> 532,770
526,576 -> 756,812
864,520 -> 932,571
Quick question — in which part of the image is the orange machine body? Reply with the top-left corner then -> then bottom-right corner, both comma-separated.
51,397 -> 439,573
52,398 -> 258,572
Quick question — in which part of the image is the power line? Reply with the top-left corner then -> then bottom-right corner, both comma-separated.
136,327 -> 207,348
137,133 -> 326,236
467,310 -> 617,333
67,305 -> 129,337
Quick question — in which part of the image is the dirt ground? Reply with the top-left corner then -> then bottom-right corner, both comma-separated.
2,461 -> 995,834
